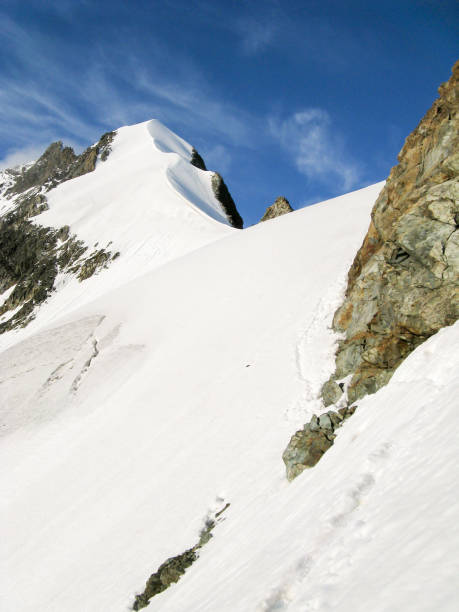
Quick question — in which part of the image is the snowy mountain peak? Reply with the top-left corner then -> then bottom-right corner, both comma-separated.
0,119 -> 242,337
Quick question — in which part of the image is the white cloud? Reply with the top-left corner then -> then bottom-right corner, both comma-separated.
0,144 -> 46,170
237,19 -> 276,55
0,13 -> 258,163
270,109 -> 361,192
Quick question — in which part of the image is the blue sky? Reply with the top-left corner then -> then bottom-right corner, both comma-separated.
1,0 -> 457,225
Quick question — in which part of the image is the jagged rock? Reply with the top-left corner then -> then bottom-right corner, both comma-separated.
321,379 -> 344,406
190,147 -> 207,171
6,131 -> 115,197
68,131 -> 115,180
211,172 -> 243,229
7,142 -> 77,195
133,548 -> 197,610
283,407 -> 357,480
260,196 -> 293,222
322,60 -> 459,404
133,502 -> 230,610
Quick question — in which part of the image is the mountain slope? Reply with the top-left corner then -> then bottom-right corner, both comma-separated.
2,113 -> 458,612
3,175 -> 458,612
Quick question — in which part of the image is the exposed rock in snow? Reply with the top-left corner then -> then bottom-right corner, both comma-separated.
211,172 -> 243,228
260,196 -> 294,222
283,405 -> 356,480
189,147 -> 207,171
133,502 -> 230,610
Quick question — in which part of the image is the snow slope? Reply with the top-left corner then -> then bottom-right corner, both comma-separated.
1,127 -> 458,612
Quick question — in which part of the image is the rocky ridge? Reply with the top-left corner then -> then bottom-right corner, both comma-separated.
210,172 -> 243,229
321,60 -> 459,405
260,196 -> 293,222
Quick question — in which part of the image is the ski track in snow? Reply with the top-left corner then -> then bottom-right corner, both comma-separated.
258,441 -> 394,612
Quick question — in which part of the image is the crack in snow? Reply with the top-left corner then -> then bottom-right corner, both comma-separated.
70,336 -> 100,394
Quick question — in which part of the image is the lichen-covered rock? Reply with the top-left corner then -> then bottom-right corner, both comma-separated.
260,196 -> 293,222
282,406 -> 357,480
133,548 -> 197,610
211,172 -> 243,229
321,379 -> 344,407
322,60 -> 459,404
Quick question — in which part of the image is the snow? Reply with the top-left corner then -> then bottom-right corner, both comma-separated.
1,119 -> 458,612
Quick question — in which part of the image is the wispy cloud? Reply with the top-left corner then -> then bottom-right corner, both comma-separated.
269,109 -> 361,192
201,144 -> 232,174
236,18 -> 276,55
0,10 -> 258,168
0,144 -> 48,170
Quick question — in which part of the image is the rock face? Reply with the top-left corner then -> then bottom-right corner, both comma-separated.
282,406 -> 357,481
189,147 -> 207,171
188,147 -> 243,228
6,131 -> 115,196
211,172 -> 244,229
321,60 -> 459,405
260,196 -> 293,222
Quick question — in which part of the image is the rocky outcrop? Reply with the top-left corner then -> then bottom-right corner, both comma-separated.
188,148 -> 243,228
282,406 -> 357,481
133,502 -> 230,610
190,147 -> 207,171
211,172 -> 243,229
133,548 -> 197,610
7,142 -> 77,195
321,60 -> 459,405
260,196 -> 293,222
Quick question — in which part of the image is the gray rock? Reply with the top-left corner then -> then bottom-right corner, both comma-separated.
319,413 -> 333,430
321,379 -> 343,406
283,406 -> 358,480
